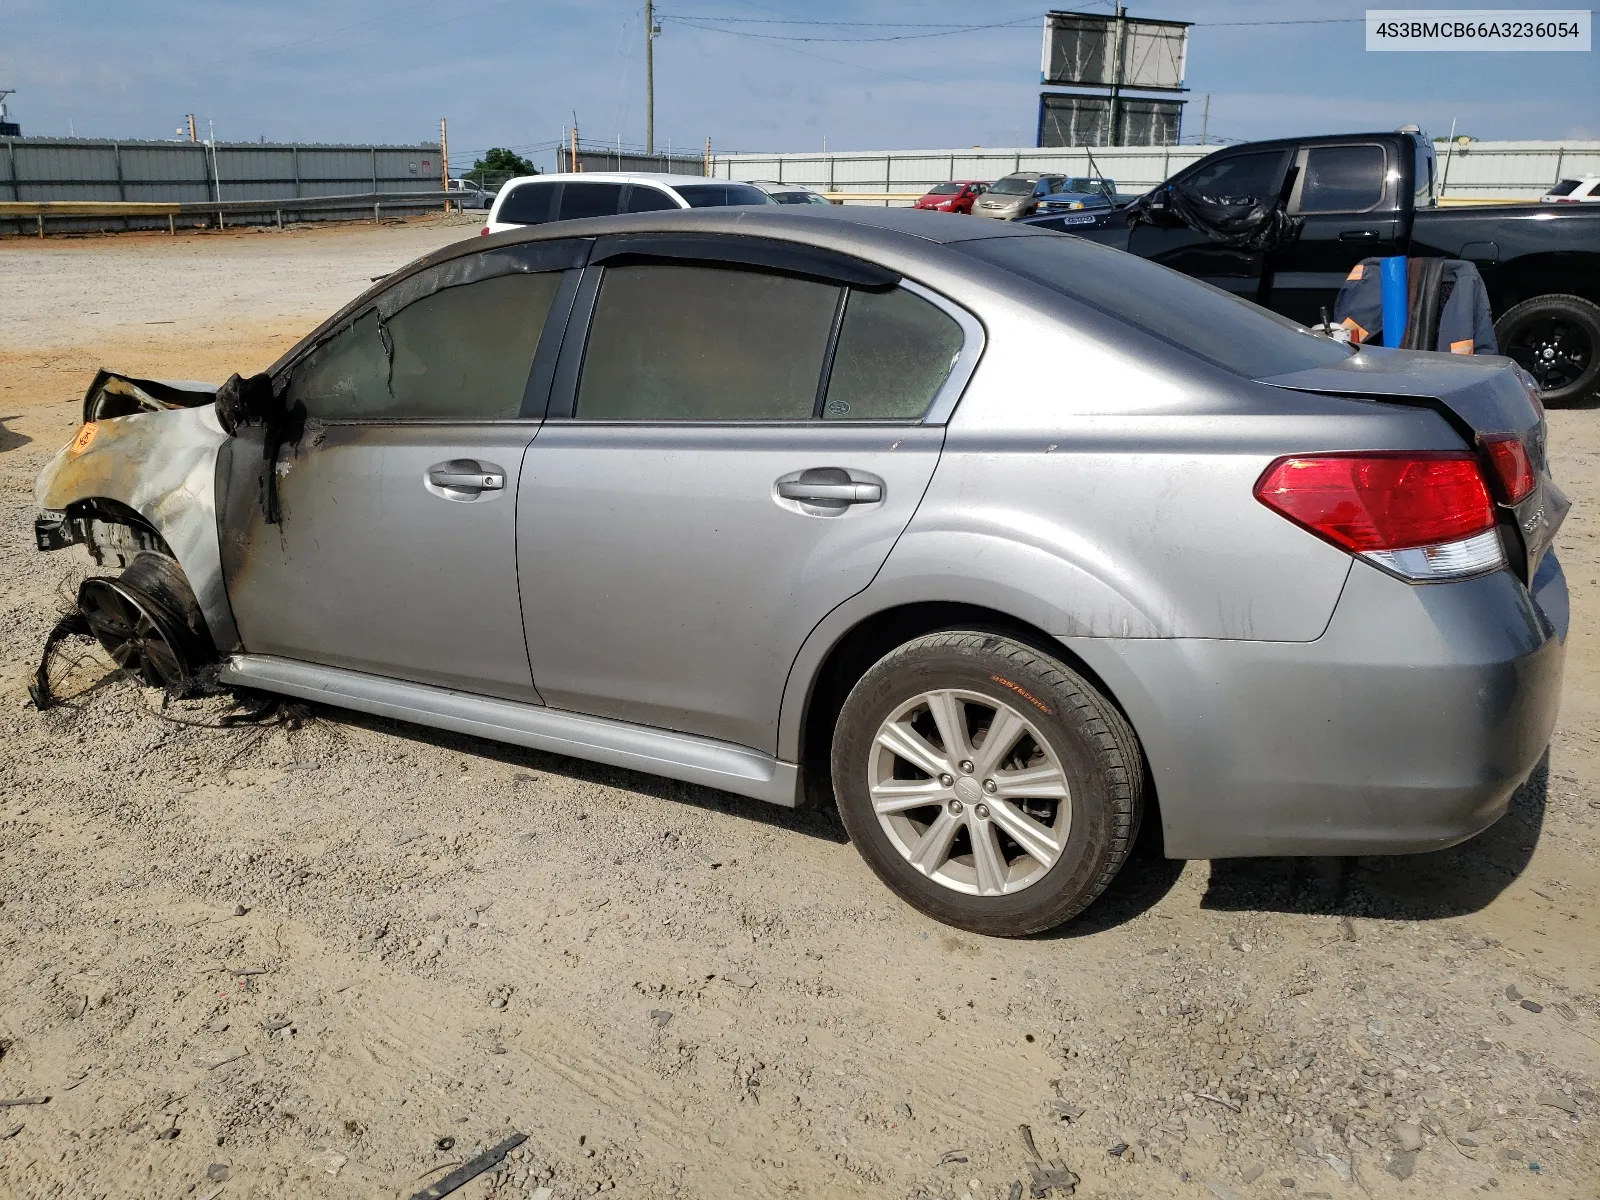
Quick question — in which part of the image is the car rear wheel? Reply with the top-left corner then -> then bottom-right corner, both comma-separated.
830,631 -> 1143,937
1495,294 -> 1600,407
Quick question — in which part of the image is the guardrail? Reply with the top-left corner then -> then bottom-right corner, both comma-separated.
0,189 -> 452,237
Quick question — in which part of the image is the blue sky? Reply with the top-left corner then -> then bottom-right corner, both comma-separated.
3,1 -> 1594,168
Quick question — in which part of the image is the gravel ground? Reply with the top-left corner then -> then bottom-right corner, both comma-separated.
0,220 -> 1596,1200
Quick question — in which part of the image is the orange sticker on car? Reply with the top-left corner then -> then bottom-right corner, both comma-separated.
1450,339 -> 1475,355
69,422 -> 99,456
1346,263 -> 1365,281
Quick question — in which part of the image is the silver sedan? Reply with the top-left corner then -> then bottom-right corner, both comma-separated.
32,207 -> 1568,936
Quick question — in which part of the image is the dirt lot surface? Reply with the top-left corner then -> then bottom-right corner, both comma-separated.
0,219 -> 1596,1200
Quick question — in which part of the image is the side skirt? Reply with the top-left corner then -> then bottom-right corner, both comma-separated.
219,654 -> 802,807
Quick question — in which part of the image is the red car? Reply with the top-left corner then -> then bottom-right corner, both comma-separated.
913,180 -> 988,214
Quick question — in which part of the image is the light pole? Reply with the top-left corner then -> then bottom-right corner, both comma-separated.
645,0 -> 659,155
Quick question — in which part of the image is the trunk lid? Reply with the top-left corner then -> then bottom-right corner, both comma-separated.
1260,346 -> 1568,578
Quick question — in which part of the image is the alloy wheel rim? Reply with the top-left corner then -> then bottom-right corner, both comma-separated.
79,578 -> 189,688
1506,317 -> 1592,391
869,688 -> 1071,897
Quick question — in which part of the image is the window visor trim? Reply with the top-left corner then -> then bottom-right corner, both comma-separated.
588,233 -> 901,290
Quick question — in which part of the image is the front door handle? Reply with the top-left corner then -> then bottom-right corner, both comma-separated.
1339,229 -> 1380,242
776,480 -> 882,504
425,459 -> 506,499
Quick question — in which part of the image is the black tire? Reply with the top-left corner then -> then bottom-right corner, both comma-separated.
830,631 -> 1143,937
1494,293 -> 1600,407
78,552 -> 216,690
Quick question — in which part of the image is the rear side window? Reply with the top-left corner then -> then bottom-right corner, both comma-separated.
1298,145 -> 1386,213
823,288 -> 963,420
1184,150 -> 1285,201
290,272 -> 561,420
496,181 -> 556,225
625,186 -> 679,213
576,264 -> 837,419
1546,180 -> 1581,197
954,234 -> 1352,380
671,182 -> 773,208
558,182 -> 623,220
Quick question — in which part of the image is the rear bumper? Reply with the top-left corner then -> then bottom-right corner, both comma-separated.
1063,553 -> 1568,859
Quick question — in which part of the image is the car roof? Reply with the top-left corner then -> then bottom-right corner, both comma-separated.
499,172 -> 755,188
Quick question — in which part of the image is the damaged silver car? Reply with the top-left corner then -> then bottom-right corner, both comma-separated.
33,207 -> 1568,937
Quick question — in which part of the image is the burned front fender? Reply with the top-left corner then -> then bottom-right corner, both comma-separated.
35,403 -> 240,653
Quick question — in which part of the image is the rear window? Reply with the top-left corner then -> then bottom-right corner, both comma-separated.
1546,180 -> 1581,197
928,183 -> 962,195
954,234 -> 1353,380
1298,145 -> 1386,214
672,182 -> 772,208
496,181 -> 556,225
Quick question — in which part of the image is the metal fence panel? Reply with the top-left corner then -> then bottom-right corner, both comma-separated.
718,141 -> 1599,203
2,137 -> 447,234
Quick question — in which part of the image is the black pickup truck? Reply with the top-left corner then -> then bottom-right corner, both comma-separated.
1052,130 -> 1600,404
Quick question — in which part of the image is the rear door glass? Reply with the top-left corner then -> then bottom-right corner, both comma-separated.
497,182 -> 556,225
575,263 -> 837,420
558,182 -> 624,221
1297,145 -> 1387,213
823,288 -> 964,420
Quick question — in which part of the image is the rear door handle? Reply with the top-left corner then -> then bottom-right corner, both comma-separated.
776,480 -> 882,504
1339,229 -> 1380,242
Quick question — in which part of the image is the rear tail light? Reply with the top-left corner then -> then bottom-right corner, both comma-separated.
479,226 -> 491,236
1255,452 -> 1503,582
1480,434 -> 1536,503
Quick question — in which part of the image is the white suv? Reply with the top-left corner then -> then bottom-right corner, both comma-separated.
1542,177 -> 1600,204
482,173 -> 773,234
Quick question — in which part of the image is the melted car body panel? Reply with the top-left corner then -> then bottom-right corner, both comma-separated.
35,402 -> 238,652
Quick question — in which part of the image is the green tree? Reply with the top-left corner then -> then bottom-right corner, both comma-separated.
465,147 -> 538,185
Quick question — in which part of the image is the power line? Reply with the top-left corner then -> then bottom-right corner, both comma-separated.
667,15 -> 1037,43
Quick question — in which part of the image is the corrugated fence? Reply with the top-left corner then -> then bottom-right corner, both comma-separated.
2,137 -> 445,233
715,140 -> 1600,204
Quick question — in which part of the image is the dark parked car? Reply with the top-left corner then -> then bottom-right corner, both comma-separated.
1036,177 -> 1117,214
1067,131 -> 1600,404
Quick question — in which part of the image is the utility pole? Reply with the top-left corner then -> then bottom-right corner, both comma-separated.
1200,93 -> 1209,146
1108,4 -> 1127,147
187,114 -> 197,142
571,115 -> 579,172
440,117 -> 450,212
703,136 -> 711,177
645,0 -> 658,155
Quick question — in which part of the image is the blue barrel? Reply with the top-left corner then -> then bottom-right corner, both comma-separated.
1380,256 -> 1409,348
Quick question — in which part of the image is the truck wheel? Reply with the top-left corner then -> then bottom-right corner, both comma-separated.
1495,294 -> 1600,407
830,631 -> 1143,937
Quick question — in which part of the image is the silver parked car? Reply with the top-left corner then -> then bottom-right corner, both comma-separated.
973,172 -> 1068,220
32,208 -> 1568,936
